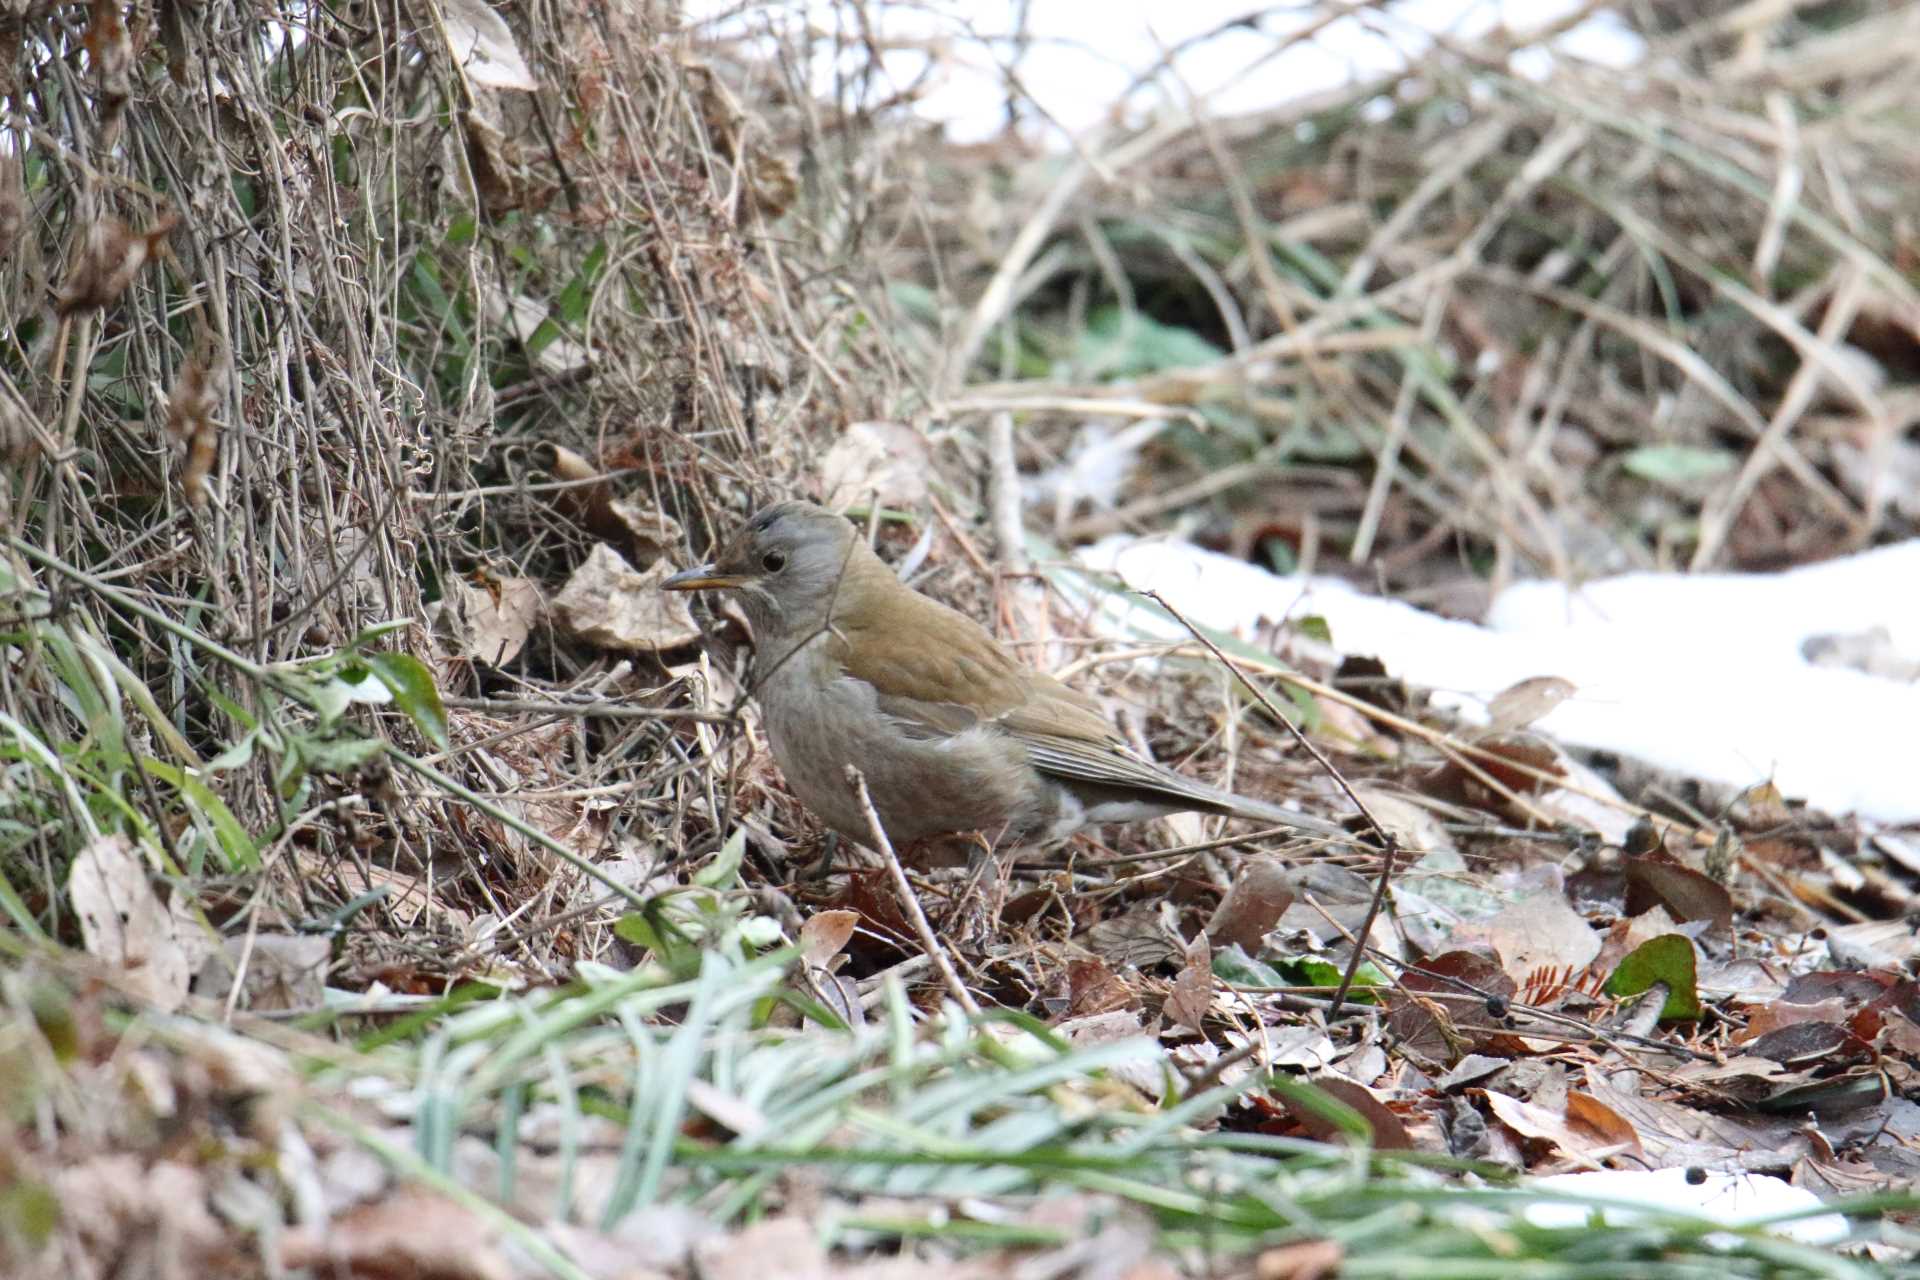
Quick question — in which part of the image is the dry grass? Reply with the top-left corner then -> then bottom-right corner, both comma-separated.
3,0 -> 1919,1274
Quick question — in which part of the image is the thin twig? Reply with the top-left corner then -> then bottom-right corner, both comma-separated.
846,766 -> 981,1017
1141,589 -> 1395,1019
987,411 -> 1028,575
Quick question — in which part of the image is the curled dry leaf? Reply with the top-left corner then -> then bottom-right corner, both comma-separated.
166,335 -> 229,509
606,499 -> 685,561
797,908 -> 859,969
84,0 -> 134,111
819,420 -> 932,512
443,575 -> 543,666
1282,1076 -> 1413,1150
544,442 -> 623,542
1479,1087 -> 1643,1164
554,543 -> 700,653
56,210 -> 179,316
1166,930 -> 1214,1034
1623,849 -> 1734,936
440,0 -> 537,91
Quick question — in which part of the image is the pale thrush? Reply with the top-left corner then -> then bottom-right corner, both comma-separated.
663,501 -> 1349,852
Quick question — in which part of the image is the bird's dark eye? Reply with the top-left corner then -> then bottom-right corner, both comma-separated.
761,550 -> 787,572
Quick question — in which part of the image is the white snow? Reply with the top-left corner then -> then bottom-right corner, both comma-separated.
1523,1169 -> 1851,1246
1072,535 -> 1920,825
688,1 -> 1643,144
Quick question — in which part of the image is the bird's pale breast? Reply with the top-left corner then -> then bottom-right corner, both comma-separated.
755,637 -> 1051,846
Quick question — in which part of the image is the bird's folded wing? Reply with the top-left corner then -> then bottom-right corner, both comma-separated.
830,591 -> 1036,738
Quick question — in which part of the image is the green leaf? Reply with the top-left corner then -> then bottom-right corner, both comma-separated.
308,669 -> 390,725
0,1177 -> 60,1251
1292,615 -> 1333,645
1276,956 -> 1386,999
141,758 -> 262,870
692,827 -> 747,890
1621,444 -> 1735,489
1210,946 -> 1286,987
297,733 -> 387,776
365,651 -> 450,751
204,728 -> 258,773
614,913 -> 663,950
1076,306 -> 1224,379
349,619 -> 412,649
1603,933 -> 1702,1021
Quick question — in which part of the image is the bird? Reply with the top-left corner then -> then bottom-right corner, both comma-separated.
662,500 -> 1351,854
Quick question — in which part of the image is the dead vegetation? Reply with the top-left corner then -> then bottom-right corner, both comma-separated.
1,0 -> 1918,1275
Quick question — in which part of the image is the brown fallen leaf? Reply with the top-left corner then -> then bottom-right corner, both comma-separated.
279,1187 -> 510,1280
798,908 -> 860,969
1166,931 -> 1213,1034
1256,1238 -> 1344,1280
1485,675 -> 1576,735
68,835 -> 207,1012
1623,849 -> 1734,936
554,544 -> 700,652
1206,855 -> 1294,953
1282,1076 -> 1413,1150
819,420 -> 932,512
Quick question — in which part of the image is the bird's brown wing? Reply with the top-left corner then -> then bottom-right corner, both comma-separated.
1006,673 -> 1353,840
828,583 -> 1346,839
832,583 -> 1231,782
829,586 -> 1049,738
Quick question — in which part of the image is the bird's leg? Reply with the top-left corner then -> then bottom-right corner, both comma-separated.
801,831 -> 840,882
948,827 -> 1012,949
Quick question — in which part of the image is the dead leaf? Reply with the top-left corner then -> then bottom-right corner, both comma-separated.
440,0 -> 537,91
1166,931 -> 1213,1034
1389,949 -> 1515,1062
1283,1076 -> 1412,1150
445,576 -> 543,665
798,909 -> 859,969
55,1156 -> 224,1271
164,332 -> 228,509
554,544 -> 700,652
1256,1238 -> 1344,1280
56,211 -> 178,316
819,420 -> 932,512
1624,850 -> 1734,936
693,1217 -> 826,1280
280,1186 -> 511,1280
1485,675 -> 1576,735
1067,955 -> 1137,1018
1483,891 -> 1602,990
1206,856 -> 1294,953
1480,1088 -> 1640,1165
68,835 -> 204,1011
194,933 -> 330,1012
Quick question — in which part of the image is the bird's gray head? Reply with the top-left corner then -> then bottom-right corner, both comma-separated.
661,500 -> 863,638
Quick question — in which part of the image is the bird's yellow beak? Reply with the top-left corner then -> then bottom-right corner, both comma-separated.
661,564 -> 749,591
